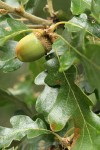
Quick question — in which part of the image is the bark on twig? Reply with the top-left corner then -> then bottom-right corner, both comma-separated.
0,1 -> 52,25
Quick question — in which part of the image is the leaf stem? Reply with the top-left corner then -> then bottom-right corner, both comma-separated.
49,21 -> 67,31
50,131 -> 63,141
49,21 -> 99,40
0,1 -> 52,25
64,127 -> 74,138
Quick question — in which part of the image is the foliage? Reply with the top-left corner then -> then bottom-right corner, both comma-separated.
0,0 -> 100,149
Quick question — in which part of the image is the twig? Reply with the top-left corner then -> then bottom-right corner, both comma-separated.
16,18 -> 28,22
0,1 -> 52,25
0,8 -> 8,15
47,0 -> 54,17
27,24 -> 46,29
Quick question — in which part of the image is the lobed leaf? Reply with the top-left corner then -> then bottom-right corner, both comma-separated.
35,57 -> 100,149
59,18 -> 100,96
0,115 -> 50,149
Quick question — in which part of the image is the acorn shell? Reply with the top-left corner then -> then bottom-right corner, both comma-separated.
16,33 -> 46,62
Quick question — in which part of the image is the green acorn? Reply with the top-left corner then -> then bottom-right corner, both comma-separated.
16,31 -> 52,62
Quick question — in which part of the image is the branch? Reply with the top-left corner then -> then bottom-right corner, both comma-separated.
26,24 -> 46,29
47,0 -> 54,17
0,0 -> 52,25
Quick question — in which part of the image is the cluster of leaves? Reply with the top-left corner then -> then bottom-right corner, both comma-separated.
0,0 -> 100,150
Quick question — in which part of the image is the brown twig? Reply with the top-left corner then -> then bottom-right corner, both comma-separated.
0,1 -> 52,25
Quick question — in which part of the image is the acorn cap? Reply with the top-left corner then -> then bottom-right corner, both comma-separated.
34,31 -> 52,52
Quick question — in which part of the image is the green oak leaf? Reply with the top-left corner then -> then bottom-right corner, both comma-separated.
0,18 -> 29,46
0,115 -> 50,149
60,17 -> 100,96
91,0 -> 100,23
0,41 -> 23,72
71,0 -> 92,15
35,57 -> 100,150
83,43 -> 100,98
18,134 -> 55,150
65,14 -> 100,38
53,38 -> 77,72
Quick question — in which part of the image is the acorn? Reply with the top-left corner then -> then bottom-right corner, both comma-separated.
16,30 -> 52,62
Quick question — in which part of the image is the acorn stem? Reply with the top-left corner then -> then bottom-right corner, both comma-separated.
49,21 -> 67,32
